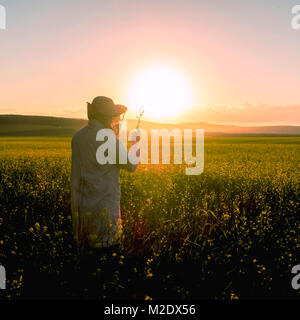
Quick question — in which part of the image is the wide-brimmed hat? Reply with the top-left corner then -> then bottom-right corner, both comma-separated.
87,96 -> 127,118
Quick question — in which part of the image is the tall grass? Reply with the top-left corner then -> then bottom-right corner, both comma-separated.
0,137 -> 299,299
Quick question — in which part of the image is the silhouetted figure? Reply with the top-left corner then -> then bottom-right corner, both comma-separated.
71,96 -> 139,253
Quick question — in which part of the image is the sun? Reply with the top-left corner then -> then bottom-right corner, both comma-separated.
128,66 -> 193,119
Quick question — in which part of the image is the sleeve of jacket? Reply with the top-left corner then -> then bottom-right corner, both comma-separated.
116,138 -> 139,172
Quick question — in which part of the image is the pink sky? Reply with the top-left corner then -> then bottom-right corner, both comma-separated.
0,0 -> 299,124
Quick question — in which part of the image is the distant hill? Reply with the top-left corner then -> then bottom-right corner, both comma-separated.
0,114 -> 299,137
0,115 -> 87,137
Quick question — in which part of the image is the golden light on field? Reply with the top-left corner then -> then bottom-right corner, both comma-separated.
128,66 -> 193,119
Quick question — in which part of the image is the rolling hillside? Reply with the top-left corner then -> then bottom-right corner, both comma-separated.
0,115 -> 299,136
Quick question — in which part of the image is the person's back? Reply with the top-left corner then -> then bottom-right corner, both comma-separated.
71,97 -> 138,249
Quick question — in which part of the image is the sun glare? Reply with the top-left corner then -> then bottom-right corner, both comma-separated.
128,67 -> 193,119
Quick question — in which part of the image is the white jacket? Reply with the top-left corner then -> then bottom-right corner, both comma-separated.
71,119 -> 138,248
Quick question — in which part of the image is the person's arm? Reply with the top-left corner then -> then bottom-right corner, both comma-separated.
71,137 -> 81,241
116,136 -> 140,172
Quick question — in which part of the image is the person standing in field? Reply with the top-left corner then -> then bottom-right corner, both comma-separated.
71,96 -> 139,253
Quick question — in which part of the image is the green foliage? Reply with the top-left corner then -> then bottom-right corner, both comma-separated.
0,137 -> 299,299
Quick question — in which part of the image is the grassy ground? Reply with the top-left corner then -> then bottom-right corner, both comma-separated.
0,137 -> 299,300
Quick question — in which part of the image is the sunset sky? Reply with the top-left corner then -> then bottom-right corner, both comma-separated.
0,0 -> 299,124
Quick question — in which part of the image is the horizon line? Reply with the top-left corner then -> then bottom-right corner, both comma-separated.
0,113 -> 300,128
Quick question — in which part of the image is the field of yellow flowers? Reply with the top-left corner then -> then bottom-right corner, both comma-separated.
0,136 -> 299,300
